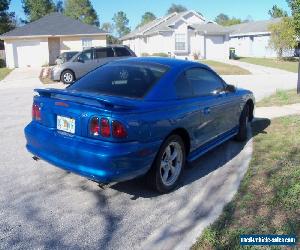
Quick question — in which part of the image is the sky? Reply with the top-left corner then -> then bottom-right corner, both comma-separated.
10,0 -> 291,29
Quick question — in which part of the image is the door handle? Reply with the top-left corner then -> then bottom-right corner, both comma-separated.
203,107 -> 211,115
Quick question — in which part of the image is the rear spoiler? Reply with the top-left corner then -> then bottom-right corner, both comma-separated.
35,88 -> 138,110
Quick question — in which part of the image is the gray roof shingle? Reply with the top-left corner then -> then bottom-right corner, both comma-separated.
1,12 -> 106,38
192,23 -> 230,35
120,12 -> 177,40
121,11 -> 206,40
229,18 -> 281,35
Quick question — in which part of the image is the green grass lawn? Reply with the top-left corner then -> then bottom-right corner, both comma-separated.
192,116 -> 300,250
200,60 -> 251,75
237,57 -> 298,73
257,89 -> 300,107
0,68 -> 12,81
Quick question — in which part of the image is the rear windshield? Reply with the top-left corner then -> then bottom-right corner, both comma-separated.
68,63 -> 169,98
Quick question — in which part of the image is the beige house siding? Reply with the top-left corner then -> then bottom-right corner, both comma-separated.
3,35 -> 107,68
60,35 -> 106,53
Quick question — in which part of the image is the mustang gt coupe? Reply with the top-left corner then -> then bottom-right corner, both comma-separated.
25,57 -> 254,193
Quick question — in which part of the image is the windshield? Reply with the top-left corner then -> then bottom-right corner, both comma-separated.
68,62 -> 169,98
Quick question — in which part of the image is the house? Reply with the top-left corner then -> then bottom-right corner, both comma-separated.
121,10 -> 230,60
0,13 -> 107,68
228,18 -> 281,58
122,11 -> 288,60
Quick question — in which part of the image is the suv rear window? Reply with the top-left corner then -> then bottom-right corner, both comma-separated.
114,47 -> 132,57
68,63 -> 169,98
94,48 -> 114,58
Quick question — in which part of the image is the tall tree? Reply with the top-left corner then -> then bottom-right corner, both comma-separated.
137,12 -> 156,28
101,22 -> 114,33
214,13 -> 229,25
166,4 -> 187,14
64,0 -> 99,26
287,0 -> 300,93
0,0 -> 15,34
55,0 -> 64,13
268,5 -> 288,18
215,13 -> 242,26
112,11 -> 131,37
22,0 -> 56,22
269,17 -> 297,58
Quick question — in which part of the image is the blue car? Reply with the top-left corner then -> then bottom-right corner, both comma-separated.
25,57 -> 254,193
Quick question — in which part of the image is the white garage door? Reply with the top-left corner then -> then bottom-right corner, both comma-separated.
13,40 -> 45,68
205,35 -> 227,60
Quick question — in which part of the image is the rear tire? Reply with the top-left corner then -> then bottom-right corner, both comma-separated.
235,104 -> 250,142
61,70 -> 75,84
147,134 -> 186,193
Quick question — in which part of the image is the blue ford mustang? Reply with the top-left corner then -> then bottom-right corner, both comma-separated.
25,57 -> 254,193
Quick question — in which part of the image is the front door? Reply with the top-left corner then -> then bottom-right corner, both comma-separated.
72,49 -> 94,78
185,67 -> 239,144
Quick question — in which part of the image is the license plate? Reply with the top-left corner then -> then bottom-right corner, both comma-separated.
57,115 -> 75,134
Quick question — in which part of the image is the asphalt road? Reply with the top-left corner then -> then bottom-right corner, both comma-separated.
0,67 -> 297,249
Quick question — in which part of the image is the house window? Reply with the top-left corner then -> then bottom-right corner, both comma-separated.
175,34 -> 186,51
82,38 -> 92,49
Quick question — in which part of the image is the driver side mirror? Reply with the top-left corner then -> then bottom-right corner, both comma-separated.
226,84 -> 236,92
77,56 -> 85,63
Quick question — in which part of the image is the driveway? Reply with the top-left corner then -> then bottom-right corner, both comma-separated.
219,59 -> 297,101
0,66 -> 296,249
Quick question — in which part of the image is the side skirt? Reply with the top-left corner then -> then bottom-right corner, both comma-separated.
187,126 -> 239,162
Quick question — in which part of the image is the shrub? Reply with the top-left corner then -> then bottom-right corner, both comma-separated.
193,51 -> 200,60
152,52 -> 169,57
0,59 -> 6,68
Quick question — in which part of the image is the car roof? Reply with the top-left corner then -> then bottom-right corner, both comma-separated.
82,45 -> 129,50
110,57 -> 208,69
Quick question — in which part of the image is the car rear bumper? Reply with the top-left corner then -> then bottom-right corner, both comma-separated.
24,122 -> 161,183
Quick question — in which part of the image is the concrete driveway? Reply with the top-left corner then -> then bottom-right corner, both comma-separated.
220,59 -> 297,101
0,66 -> 296,249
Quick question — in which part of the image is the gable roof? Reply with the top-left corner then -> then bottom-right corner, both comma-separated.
0,12 -> 107,39
229,18 -> 281,36
121,10 -> 206,40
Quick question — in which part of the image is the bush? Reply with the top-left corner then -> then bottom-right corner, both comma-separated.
152,52 -> 169,57
141,52 -> 150,56
0,59 -> 6,68
193,51 -> 200,60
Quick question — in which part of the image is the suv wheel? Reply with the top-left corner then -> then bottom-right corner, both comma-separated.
61,70 -> 75,84
147,135 -> 186,193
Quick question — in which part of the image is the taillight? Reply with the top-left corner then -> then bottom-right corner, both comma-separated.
90,117 -> 127,139
90,117 -> 100,136
32,104 -> 41,120
100,118 -> 111,137
112,121 -> 127,138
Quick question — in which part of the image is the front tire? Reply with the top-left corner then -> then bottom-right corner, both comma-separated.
235,104 -> 250,142
61,70 -> 75,84
147,135 -> 186,193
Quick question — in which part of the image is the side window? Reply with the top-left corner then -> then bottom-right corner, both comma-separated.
185,68 -> 225,96
94,48 -> 114,59
175,72 -> 193,98
78,50 -> 92,62
114,47 -> 131,57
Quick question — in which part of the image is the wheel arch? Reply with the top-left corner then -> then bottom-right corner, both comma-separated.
246,99 -> 254,121
167,127 -> 191,155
